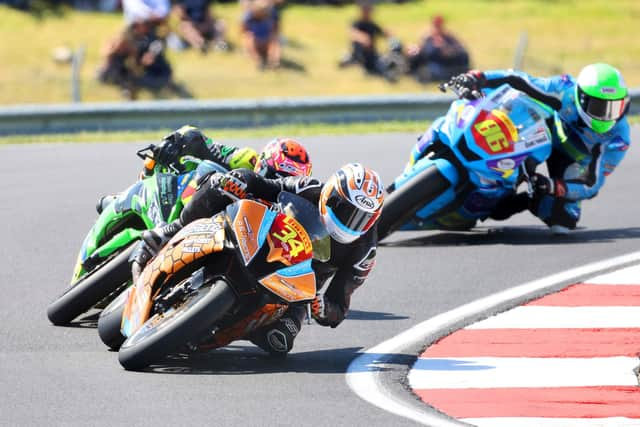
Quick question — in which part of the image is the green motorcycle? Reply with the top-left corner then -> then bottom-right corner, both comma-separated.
47,144 -> 226,325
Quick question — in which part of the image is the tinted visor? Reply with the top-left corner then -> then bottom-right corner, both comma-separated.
326,192 -> 375,234
578,87 -> 629,121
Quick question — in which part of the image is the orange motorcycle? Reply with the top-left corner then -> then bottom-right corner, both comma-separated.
98,192 -> 329,371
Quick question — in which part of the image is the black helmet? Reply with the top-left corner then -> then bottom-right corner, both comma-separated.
155,125 -> 213,171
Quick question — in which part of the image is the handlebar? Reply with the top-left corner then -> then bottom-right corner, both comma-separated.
439,81 -> 482,101
136,144 -> 203,174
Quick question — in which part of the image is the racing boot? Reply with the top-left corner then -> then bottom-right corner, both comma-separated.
249,307 -> 305,357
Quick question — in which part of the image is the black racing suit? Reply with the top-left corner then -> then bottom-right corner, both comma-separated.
179,168 -> 378,334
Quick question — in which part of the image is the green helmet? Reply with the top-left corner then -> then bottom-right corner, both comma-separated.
575,63 -> 630,134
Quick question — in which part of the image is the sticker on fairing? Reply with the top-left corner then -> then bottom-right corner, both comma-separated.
471,110 -> 518,155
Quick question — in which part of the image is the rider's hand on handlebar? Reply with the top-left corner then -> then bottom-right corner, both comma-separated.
218,170 -> 252,200
450,70 -> 486,100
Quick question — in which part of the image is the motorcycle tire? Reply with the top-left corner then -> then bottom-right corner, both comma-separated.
118,279 -> 236,371
97,289 -> 130,350
377,165 -> 452,241
46,244 -> 136,326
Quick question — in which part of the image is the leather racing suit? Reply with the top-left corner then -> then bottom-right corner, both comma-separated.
139,168 -> 378,354
408,70 -> 631,229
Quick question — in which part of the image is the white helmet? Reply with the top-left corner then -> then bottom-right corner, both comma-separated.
319,163 -> 384,244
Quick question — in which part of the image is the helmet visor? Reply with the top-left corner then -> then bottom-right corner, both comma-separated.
578,87 -> 629,121
326,192 -> 375,234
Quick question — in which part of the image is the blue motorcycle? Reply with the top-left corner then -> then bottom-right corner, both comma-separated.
377,83 -> 554,240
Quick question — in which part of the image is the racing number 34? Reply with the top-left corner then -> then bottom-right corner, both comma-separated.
272,223 -> 306,258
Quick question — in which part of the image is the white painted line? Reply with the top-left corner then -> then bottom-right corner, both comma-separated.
408,357 -> 639,389
345,250 -> 640,427
588,265 -> 640,285
462,417 -> 640,427
467,306 -> 640,329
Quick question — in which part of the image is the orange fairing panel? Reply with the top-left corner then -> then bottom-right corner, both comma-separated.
123,216 -> 225,334
259,271 -> 316,303
231,200 -> 269,265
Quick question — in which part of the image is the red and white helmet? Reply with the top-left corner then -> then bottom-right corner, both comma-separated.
319,163 -> 384,244
254,138 -> 312,178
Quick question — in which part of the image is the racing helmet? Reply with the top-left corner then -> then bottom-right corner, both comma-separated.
319,163 -> 384,244
254,138 -> 312,178
156,125 -> 214,170
575,63 -> 630,134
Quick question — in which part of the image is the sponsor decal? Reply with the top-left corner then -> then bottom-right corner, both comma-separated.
600,86 -> 617,94
471,110 -> 518,155
267,214 -> 312,265
608,137 -> 629,151
222,175 -> 248,200
355,194 -> 375,210
497,158 -> 516,170
486,153 -> 528,179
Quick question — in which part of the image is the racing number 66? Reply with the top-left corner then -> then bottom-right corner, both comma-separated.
474,119 -> 509,153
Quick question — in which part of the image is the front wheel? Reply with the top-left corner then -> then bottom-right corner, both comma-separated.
47,245 -> 136,326
377,164 -> 455,241
118,279 -> 237,371
97,289 -> 130,350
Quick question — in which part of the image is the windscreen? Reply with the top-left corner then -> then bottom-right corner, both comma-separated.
277,192 -> 331,262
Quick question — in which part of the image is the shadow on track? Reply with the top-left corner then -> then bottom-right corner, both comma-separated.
346,310 -> 409,321
381,226 -> 640,247
146,346 -> 365,375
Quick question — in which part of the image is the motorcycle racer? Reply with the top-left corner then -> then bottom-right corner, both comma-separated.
139,125 -> 259,178
131,163 -> 384,356
96,125 -> 259,214
436,63 -> 631,234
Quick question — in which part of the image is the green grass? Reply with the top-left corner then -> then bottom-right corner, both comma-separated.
2,0 -> 640,105
0,120 -> 429,144
3,115 -> 637,145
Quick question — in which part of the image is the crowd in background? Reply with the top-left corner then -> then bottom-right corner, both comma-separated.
96,0 -> 286,99
2,0 -> 471,100
340,4 -> 469,83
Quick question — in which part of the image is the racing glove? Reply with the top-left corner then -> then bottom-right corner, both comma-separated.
217,169 -> 252,200
451,70 -> 486,100
130,220 -> 183,281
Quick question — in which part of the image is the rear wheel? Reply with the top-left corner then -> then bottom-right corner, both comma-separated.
377,165 -> 453,241
46,245 -> 136,326
97,289 -> 130,350
118,279 -> 237,371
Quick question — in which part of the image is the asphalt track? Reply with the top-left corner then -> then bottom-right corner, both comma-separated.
1,127 -> 639,427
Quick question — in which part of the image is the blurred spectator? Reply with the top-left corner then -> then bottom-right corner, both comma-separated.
122,0 -> 169,25
406,15 -> 470,83
97,21 -> 190,99
241,0 -> 280,70
339,3 -> 393,77
171,0 -> 230,52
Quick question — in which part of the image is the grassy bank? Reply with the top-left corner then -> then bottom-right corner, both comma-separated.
0,120 -> 428,144
2,0 -> 640,105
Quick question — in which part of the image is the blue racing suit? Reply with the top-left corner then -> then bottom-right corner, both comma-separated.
408,70 -> 631,229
